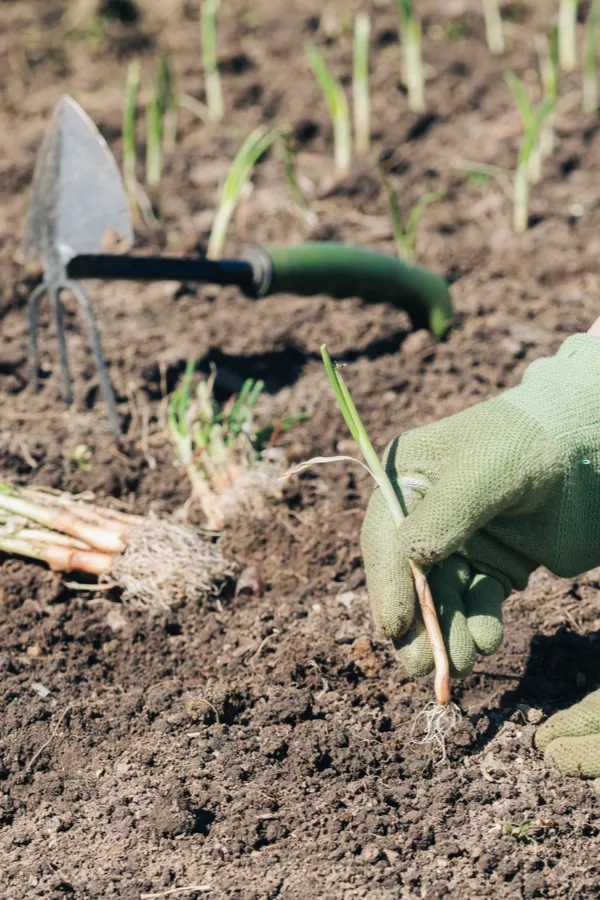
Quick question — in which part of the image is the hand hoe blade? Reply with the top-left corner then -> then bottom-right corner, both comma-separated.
24,94 -> 133,271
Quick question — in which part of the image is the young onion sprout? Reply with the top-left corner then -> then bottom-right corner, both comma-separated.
279,130 -> 316,227
380,166 -> 446,265
206,126 -> 286,259
353,13 -> 371,155
559,0 -> 580,72
395,0 -> 425,112
146,54 -> 178,186
145,90 -> 162,187
537,24 -> 559,157
157,52 -> 178,154
123,59 -> 140,200
304,42 -> 352,177
122,60 -> 156,225
482,0 -> 505,55
513,94 -> 554,232
201,0 -> 223,122
583,2 -> 600,114
505,70 -> 544,183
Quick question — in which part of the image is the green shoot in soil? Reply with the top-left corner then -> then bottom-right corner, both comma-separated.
541,23 -> 560,102
279,131 -> 316,226
179,92 -> 212,125
380,167 -> 445,264
538,24 -> 559,157
501,820 -> 538,845
513,94 -> 554,232
559,0 -> 580,72
395,0 -> 425,112
145,90 -> 162,187
207,126 -> 285,259
123,59 -> 140,200
583,3 -> 600,114
201,0 -> 223,122
157,52 -> 178,154
305,42 -> 351,177
482,0 -> 505,55
505,70 -> 544,183
122,60 -> 156,225
146,53 -> 178,186
353,12 -> 371,155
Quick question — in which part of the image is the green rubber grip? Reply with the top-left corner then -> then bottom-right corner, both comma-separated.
262,243 -> 452,338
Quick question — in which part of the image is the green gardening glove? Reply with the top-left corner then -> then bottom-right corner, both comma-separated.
534,690 -> 600,789
361,334 -> 600,682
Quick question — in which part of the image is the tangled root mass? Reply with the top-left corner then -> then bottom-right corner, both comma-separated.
107,517 -> 234,610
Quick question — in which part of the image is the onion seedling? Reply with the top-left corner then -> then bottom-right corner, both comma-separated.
157,52 -> 178,154
280,131 -> 317,227
583,2 -> 600,114
123,59 -> 140,200
505,70 -> 550,183
513,95 -> 554,232
145,90 -> 162,187
168,363 -> 307,530
353,13 -> 371,155
146,53 -> 178,186
283,347 -> 460,747
207,125 -> 286,259
201,0 -> 223,122
559,0 -> 580,72
179,92 -> 212,125
380,167 -> 445,264
394,0 -> 425,112
122,59 -> 156,225
482,0 -> 505,54
537,24 -> 559,157
304,42 -> 352,177
0,484 -> 232,609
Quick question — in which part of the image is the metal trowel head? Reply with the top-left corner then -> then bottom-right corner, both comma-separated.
24,94 -> 134,277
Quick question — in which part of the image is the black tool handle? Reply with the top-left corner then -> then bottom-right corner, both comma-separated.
67,254 -> 256,293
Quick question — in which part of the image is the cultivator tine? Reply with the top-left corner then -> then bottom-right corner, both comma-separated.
63,280 -> 121,434
51,285 -> 73,406
27,280 -> 48,392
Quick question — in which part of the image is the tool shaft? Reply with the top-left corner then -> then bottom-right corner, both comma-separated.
67,254 -> 255,291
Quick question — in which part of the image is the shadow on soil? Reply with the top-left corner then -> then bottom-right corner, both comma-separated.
502,625 -> 600,714
139,327 -> 410,400
469,626 -> 600,753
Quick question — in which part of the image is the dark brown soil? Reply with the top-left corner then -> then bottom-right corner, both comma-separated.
1,1 -> 600,897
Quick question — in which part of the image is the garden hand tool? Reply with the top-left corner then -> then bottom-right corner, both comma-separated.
24,94 -> 452,432
361,334 -> 600,686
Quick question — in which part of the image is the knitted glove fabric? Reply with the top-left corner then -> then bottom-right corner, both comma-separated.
361,334 -> 600,677
534,690 -> 600,786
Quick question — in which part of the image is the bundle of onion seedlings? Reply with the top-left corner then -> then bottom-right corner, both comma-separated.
0,484 -> 233,610
168,363 -> 306,531
282,347 -> 462,757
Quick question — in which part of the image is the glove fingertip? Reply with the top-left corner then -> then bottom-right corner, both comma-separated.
464,573 -> 505,656
393,619 -> 434,676
449,650 -> 476,679
533,722 -> 551,753
468,616 -> 504,656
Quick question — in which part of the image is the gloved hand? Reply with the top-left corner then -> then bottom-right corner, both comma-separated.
535,690 -> 600,789
361,333 -> 600,678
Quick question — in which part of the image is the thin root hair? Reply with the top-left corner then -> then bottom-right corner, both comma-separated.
410,700 -> 463,764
